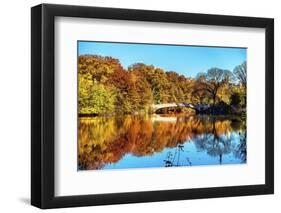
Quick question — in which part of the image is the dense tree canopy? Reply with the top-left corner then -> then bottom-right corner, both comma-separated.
78,54 -> 246,115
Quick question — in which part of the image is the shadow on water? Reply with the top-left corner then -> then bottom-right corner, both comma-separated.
78,115 -> 246,170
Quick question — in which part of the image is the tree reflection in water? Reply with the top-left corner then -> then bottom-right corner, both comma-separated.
234,132 -> 247,163
78,115 -> 246,170
193,118 -> 234,164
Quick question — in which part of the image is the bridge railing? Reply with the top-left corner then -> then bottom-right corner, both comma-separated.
151,103 -> 210,112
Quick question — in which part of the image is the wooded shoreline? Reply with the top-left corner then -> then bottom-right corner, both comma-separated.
78,55 -> 246,116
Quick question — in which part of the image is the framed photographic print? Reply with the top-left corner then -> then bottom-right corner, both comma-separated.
31,3 -> 274,209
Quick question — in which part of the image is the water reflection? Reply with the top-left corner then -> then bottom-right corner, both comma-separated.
78,115 -> 246,170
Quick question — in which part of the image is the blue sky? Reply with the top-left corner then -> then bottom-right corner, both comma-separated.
78,41 -> 246,78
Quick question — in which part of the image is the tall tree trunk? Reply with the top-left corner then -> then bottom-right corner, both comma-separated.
212,93 -> 216,114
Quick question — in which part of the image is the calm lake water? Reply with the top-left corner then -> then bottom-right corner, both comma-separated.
78,115 -> 246,171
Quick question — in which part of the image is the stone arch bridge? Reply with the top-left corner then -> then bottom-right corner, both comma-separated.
151,103 -> 209,114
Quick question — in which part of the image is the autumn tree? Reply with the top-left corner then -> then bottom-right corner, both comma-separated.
79,55 -> 123,83
78,55 -> 122,114
104,65 -> 132,113
78,54 -> 245,116
194,68 -> 234,106
129,64 -> 169,104
130,72 -> 153,111
166,71 -> 193,103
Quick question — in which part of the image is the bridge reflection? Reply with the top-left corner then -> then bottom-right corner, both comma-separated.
78,115 -> 246,170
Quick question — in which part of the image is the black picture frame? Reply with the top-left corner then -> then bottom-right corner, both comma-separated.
31,3 -> 274,209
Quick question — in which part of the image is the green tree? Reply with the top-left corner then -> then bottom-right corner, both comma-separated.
78,73 -> 116,114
